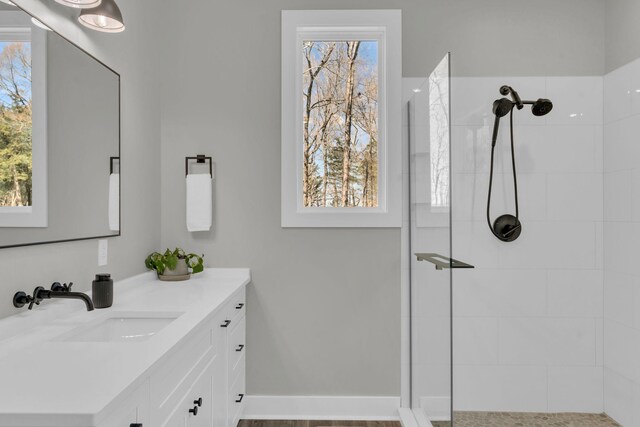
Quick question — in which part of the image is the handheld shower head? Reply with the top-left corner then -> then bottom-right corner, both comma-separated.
531,98 -> 553,116
493,97 -> 513,118
491,98 -> 513,147
500,85 -> 524,110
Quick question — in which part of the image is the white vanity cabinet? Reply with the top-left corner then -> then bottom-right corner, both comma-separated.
98,286 -> 246,427
0,269 -> 250,427
96,380 -> 150,427
225,292 -> 246,427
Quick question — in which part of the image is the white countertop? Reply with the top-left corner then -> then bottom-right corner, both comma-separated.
0,268 -> 250,427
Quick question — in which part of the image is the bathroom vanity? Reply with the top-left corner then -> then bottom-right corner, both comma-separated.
0,268 -> 249,427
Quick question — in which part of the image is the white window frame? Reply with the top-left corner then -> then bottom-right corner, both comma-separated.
0,11 -> 47,227
281,10 -> 401,228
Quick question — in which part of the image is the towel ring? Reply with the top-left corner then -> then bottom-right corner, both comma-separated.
185,155 -> 212,177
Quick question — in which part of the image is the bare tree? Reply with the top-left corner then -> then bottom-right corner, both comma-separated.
354,73 -> 378,207
340,41 -> 360,206
301,40 -> 378,208
303,42 -> 335,206
0,42 -> 32,207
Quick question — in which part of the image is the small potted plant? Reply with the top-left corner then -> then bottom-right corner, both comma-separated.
145,248 -> 204,281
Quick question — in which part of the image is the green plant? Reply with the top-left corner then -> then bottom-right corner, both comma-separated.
145,248 -> 204,275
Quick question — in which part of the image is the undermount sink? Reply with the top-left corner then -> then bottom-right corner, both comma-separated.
56,312 -> 183,343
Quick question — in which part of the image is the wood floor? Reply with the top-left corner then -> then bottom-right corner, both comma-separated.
238,421 -> 401,427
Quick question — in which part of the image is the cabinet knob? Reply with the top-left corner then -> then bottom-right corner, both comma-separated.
221,320 -> 231,328
189,406 -> 198,416
235,394 -> 245,403
236,303 -> 244,309
236,344 -> 245,352
194,397 -> 202,407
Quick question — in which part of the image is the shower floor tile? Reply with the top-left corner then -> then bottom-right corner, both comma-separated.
431,412 -> 620,427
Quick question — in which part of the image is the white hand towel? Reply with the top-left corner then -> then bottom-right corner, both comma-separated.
108,173 -> 120,231
186,174 -> 212,232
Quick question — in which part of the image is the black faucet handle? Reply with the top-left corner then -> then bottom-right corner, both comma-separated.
28,292 -> 40,310
51,282 -> 73,292
32,286 -> 46,299
13,291 -> 31,308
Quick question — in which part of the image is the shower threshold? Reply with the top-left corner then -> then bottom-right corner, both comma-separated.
430,411 -> 620,427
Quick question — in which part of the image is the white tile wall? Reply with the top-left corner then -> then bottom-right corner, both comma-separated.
407,70 -> 640,420
448,75 -> 604,414
601,57 -> 640,426
548,366 -> 604,412
547,270 -> 603,317
453,365 -> 548,412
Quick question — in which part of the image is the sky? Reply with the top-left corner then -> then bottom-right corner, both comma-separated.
0,41 -> 31,108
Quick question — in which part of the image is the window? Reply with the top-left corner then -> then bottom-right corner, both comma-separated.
428,57 -> 449,212
0,11 -> 47,227
282,10 -> 401,227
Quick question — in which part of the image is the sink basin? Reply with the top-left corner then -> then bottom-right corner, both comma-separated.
57,312 -> 182,343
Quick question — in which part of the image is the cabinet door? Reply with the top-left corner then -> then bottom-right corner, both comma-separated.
161,408 -> 186,427
187,356 -> 214,427
212,311 -> 229,427
97,380 -> 149,427
160,357 -> 215,427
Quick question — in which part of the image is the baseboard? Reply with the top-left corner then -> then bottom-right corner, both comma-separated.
398,408 -> 419,427
243,395 -> 401,420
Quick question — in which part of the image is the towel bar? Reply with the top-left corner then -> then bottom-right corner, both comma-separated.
415,253 -> 475,270
185,154 -> 213,177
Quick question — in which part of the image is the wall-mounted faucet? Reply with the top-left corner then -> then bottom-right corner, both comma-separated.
13,282 -> 95,312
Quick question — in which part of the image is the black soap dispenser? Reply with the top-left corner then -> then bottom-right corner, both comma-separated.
92,274 -> 113,309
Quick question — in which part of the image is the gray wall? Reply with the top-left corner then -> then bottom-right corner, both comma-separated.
158,0 -> 606,397
0,0 -> 161,318
605,0 -> 640,72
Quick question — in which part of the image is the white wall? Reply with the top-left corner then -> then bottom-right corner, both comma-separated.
449,76 -> 604,413
602,58 -> 640,427
0,0 -> 161,319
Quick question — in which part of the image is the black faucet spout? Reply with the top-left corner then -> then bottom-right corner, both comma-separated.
35,288 -> 95,311
49,291 -> 95,311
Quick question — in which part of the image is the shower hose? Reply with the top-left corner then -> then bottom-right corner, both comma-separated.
487,106 -> 520,239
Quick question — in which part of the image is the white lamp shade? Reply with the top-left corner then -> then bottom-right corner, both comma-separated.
55,0 -> 102,9
78,0 -> 124,33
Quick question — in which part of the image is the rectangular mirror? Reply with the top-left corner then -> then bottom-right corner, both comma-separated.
0,3 -> 120,248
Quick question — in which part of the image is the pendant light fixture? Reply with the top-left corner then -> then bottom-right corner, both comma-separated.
55,0 -> 102,9
78,0 -> 124,33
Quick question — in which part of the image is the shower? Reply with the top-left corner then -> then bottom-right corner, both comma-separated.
487,85 -> 553,242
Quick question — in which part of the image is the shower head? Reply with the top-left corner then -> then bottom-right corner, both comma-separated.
500,85 -> 524,110
531,98 -> 553,116
491,98 -> 513,147
493,98 -> 513,118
